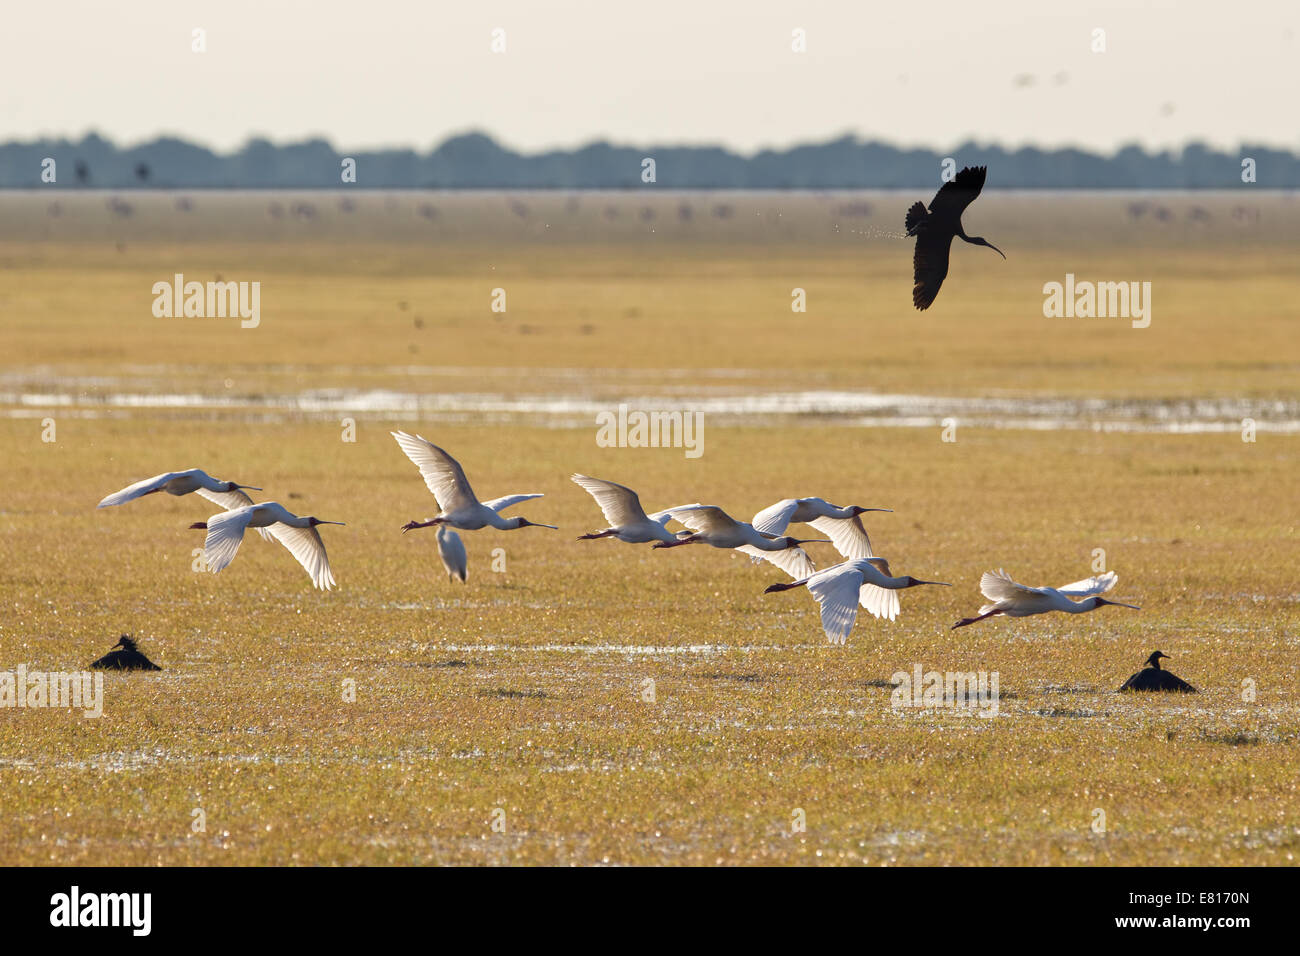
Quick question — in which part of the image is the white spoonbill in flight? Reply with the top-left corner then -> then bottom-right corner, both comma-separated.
571,474 -> 701,545
752,496 -> 895,615
765,557 -> 951,644
952,569 -> 1139,629
752,497 -> 892,558
653,504 -> 827,579
98,469 -> 262,511
436,525 -> 468,584
391,431 -> 557,533
190,502 -> 343,591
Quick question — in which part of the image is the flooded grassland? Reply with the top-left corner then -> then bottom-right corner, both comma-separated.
0,192 -> 1296,864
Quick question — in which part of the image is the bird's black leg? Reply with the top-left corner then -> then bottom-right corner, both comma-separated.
951,609 -> 1001,630
401,518 -> 440,533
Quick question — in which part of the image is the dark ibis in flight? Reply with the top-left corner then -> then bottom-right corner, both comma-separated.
905,165 -> 1005,310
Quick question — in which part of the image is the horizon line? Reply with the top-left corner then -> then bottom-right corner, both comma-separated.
5,128 -> 1294,161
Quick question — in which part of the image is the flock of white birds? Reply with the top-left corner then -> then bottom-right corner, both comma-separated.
95,431 -> 1140,645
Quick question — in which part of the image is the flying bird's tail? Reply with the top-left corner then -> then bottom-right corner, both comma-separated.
904,202 -> 928,236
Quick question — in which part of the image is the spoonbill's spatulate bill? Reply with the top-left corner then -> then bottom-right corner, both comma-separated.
97,469 -> 262,511
571,474 -> 701,545
436,525 -> 468,583
905,165 -> 1005,311
1119,651 -> 1197,693
952,569 -> 1139,629
89,635 -> 161,671
765,557 -> 951,643
391,431 -> 557,533
653,504 -> 827,579
191,502 -> 343,591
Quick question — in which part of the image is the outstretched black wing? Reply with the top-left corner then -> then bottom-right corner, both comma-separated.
909,167 -> 989,310
1158,671 -> 1197,693
1118,667 -> 1197,693
912,228 -> 953,311
928,165 -> 988,221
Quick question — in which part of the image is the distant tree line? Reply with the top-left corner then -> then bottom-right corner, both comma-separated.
1,131 -> 1292,188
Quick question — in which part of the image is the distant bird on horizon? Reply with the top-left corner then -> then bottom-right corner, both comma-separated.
392,431 -> 557,534
436,525 -> 468,584
905,165 -> 1005,310
765,557 -> 951,643
952,569 -> 1139,629
652,504 -> 827,579
571,474 -> 701,545
1119,651 -> 1197,693
90,635 -> 161,671
191,501 -> 343,591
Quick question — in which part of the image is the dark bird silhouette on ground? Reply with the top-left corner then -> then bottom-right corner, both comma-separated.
1118,651 -> 1195,693
905,165 -> 1005,310
90,635 -> 161,671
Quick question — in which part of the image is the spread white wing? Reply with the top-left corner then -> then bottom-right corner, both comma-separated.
391,431 -> 478,512
437,528 -> 468,580
859,581 -> 900,622
979,568 -> 1042,602
748,499 -> 801,564
670,505 -> 739,535
96,471 -> 184,508
196,486 -> 271,539
811,516 -> 895,616
267,523 -> 337,591
195,485 -> 257,511
751,499 -> 799,536
809,514 -> 874,560
571,474 -> 651,527
1056,571 -> 1118,597
977,568 -> 1058,615
738,543 -> 816,579
481,493 -> 544,514
201,507 -> 256,574
806,565 -> 865,644
646,503 -> 704,527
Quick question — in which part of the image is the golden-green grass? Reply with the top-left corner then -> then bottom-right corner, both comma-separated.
0,193 -> 1297,865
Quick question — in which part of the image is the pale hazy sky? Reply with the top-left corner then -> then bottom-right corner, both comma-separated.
3,0 -> 1296,154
